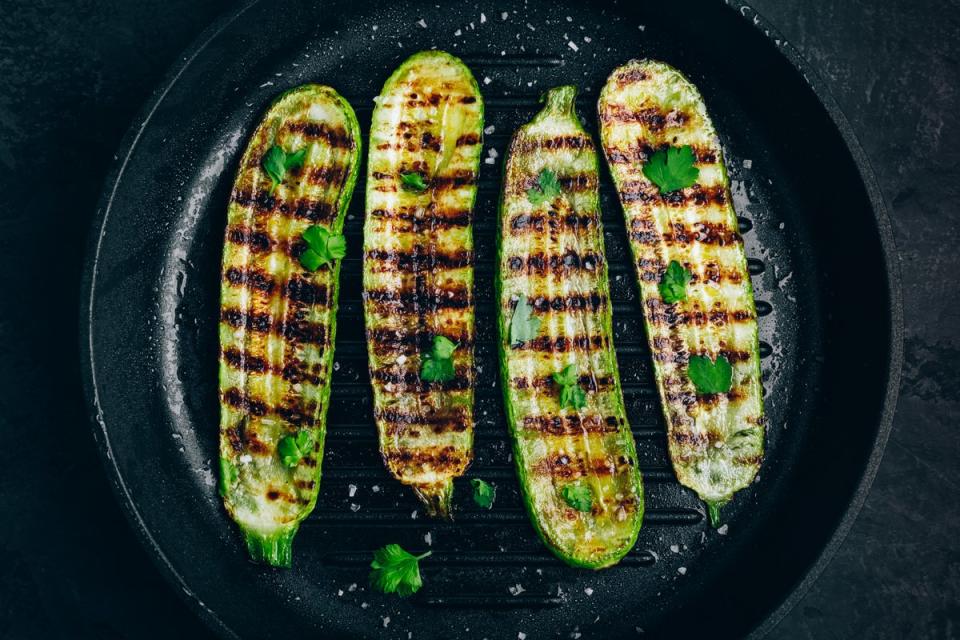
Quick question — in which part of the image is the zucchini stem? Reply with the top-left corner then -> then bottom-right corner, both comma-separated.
412,481 -> 455,520
244,526 -> 298,568
706,500 -> 727,528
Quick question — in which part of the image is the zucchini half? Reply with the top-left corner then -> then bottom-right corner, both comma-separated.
363,51 -> 484,517
598,60 -> 765,526
497,86 -> 644,568
218,85 -> 361,566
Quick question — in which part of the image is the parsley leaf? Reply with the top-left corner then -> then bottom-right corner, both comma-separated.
526,168 -> 563,205
471,478 -> 496,509
277,430 -> 314,468
369,544 -> 431,597
687,354 -> 733,395
300,225 -> 347,271
420,335 -> 458,383
219,458 -> 238,497
560,481 -> 594,512
262,144 -> 308,193
642,145 -> 700,193
509,294 -> 541,346
659,260 -> 692,303
400,171 -> 428,192
552,364 -> 587,410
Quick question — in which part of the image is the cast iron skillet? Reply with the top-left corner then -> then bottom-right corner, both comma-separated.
80,0 -> 903,637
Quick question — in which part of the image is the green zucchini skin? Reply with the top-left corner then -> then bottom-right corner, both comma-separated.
363,51 -> 483,517
598,60 -> 765,526
218,85 -> 361,566
497,86 -> 644,568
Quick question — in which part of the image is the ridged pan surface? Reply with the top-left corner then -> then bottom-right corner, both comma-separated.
81,1 -> 902,638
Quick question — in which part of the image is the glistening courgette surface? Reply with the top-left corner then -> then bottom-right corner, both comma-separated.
218,85 -> 361,566
497,86 -> 644,568
598,60 -> 764,526
363,51 -> 483,517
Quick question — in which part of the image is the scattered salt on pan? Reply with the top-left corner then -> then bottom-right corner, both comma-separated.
509,583 -> 526,596
348,583 -> 357,592
372,25 -> 378,30
485,157 -> 495,165
483,76 -> 492,85
417,19 -> 427,28
742,159 -> 753,169
717,524 -> 729,535
568,41 -> 579,52
372,485 -> 380,493
361,602 -> 369,609
501,11 -> 509,19
584,587 -> 594,596
350,503 -> 360,512
337,589 -> 344,596
480,12 -> 487,23
484,125 -> 496,135
488,148 -> 499,158
518,633 -> 527,640
526,22 -> 536,31
584,36 -> 592,43
454,29 -> 462,36
677,567 -> 687,575
348,484 -> 357,497
638,24 -> 646,31
382,616 -> 390,628
669,544 -> 679,553
411,510 -> 419,519
424,532 -> 432,546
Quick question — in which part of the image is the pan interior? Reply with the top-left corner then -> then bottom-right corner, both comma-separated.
84,0 -> 896,637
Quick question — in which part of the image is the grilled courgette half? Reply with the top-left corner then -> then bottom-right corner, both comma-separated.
218,85 -> 361,566
598,60 -> 764,526
363,51 -> 483,517
497,86 -> 644,568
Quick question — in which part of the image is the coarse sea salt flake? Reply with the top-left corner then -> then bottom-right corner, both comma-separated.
568,41 -> 579,51
417,19 -> 427,28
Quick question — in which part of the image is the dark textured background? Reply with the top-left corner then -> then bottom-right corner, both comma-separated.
0,1 -> 956,638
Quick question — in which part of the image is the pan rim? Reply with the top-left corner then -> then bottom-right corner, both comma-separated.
77,1 -> 904,638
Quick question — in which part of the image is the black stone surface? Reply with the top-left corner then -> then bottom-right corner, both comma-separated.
0,1 -> 955,638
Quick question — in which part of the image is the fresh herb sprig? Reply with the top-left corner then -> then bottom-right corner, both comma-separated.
552,364 -> 587,410
262,145 -> 308,193
400,171 -> 428,192
659,260 -> 692,303
526,168 -> 563,205
277,430 -> 314,468
509,293 -> 541,346
299,225 -> 346,271
643,145 -> 699,193
560,481 -> 594,512
687,354 -> 733,395
420,335 -> 458,383
369,544 -> 431,597
471,478 -> 496,509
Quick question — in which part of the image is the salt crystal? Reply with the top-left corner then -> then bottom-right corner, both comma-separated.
717,524 -> 729,535
455,29 -> 462,36
488,148 -> 498,158
501,11 -> 509,20
337,589 -> 343,596
417,19 -> 427,28
584,587 -> 594,596
424,532 -> 433,545
382,616 -> 390,628
518,633 -> 527,640
584,36 -> 591,43
669,545 -> 679,553
361,602 -> 369,609
526,22 -> 536,31
348,484 -> 357,497
350,503 -> 360,512
567,41 -> 579,52
484,125 -> 496,135
678,567 -> 687,575
485,158 -> 495,165
483,76 -> 492,85
348,583 -> 357,591
480,12 -> 487,23
372,485 -> 380,493
743,159 -> 753,169
509,583 -> 526,596
566,16 -> 573,22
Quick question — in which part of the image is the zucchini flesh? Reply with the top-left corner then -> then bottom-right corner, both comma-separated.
598,60 -> 764,525
218,85 -> 361,566
497,86 -> 644,568
363,51 -> 483,517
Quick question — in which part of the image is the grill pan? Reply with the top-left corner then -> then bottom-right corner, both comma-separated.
80,0 -> 902,637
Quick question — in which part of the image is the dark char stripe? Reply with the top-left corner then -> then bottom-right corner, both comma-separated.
620,183 -> 727,207
532,454 -> 635,478
636,258 -> 745,285
223,268 -> 330,305
506,251 -> 603,276
511,375 -> 612,392
630,218 -> 741,247
284,121 -> 354,148
516,135 -> 594,153
364,286 -> 472,311
606,142 -> 717,165
644,299 -> 755,326
220,308 -> 328,345
226,226 -> 274,253
599,104 -> 690,131
513,173 -> 597,194
508,293 -> 606,314
365,249 -> 472,272
221,387 -> 318,427
522,414 -> 623,435
371,367 -> 471,391
221,348 -> 322,385
370,170 -> 477,190
512,334 -> 609,353
231,188 -> 336,224
368,207 -> 472,230
508,213 -> 598,235
368,328 -> 471,355
383,445 -> 470,470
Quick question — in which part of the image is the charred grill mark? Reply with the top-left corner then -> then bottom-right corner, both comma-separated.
532,454 -> 634,479
226,226 -> 273,253
368,328 -> 471,355
371,367 -> 471,391
368,207 -> 472,230
222,268 -> 330,306
370,170 -> 477,191
620,182 -> 727,207
364,248 -> 472,272
507,293 -> 607,314
599,104 -> 691,131
605,142 -> 717,165
383,445 -> 469,471
635,257 -> 744,285
507,213 -> 598,235
506,250 -> 603,276
613,67 -> 649,85
516,134 -> 594,153
221,348 -> 323,385
304,165 -> 348,185
231,189 -> 336,224
377,407 -> 471,436
222,388 -> 318,428
644,299 -> 755,326
511,334 -> 609,353
513,173 -> 597,194
364,285 -> 472,312
220,308 -> 328,345
511,374 -> 612,392
629,218 -> 741,247
456,132 -> 481,146
521,414 -> 622,435
697,386 -> 750,406
284,121 -> 354,148
383,419 -> 470,437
